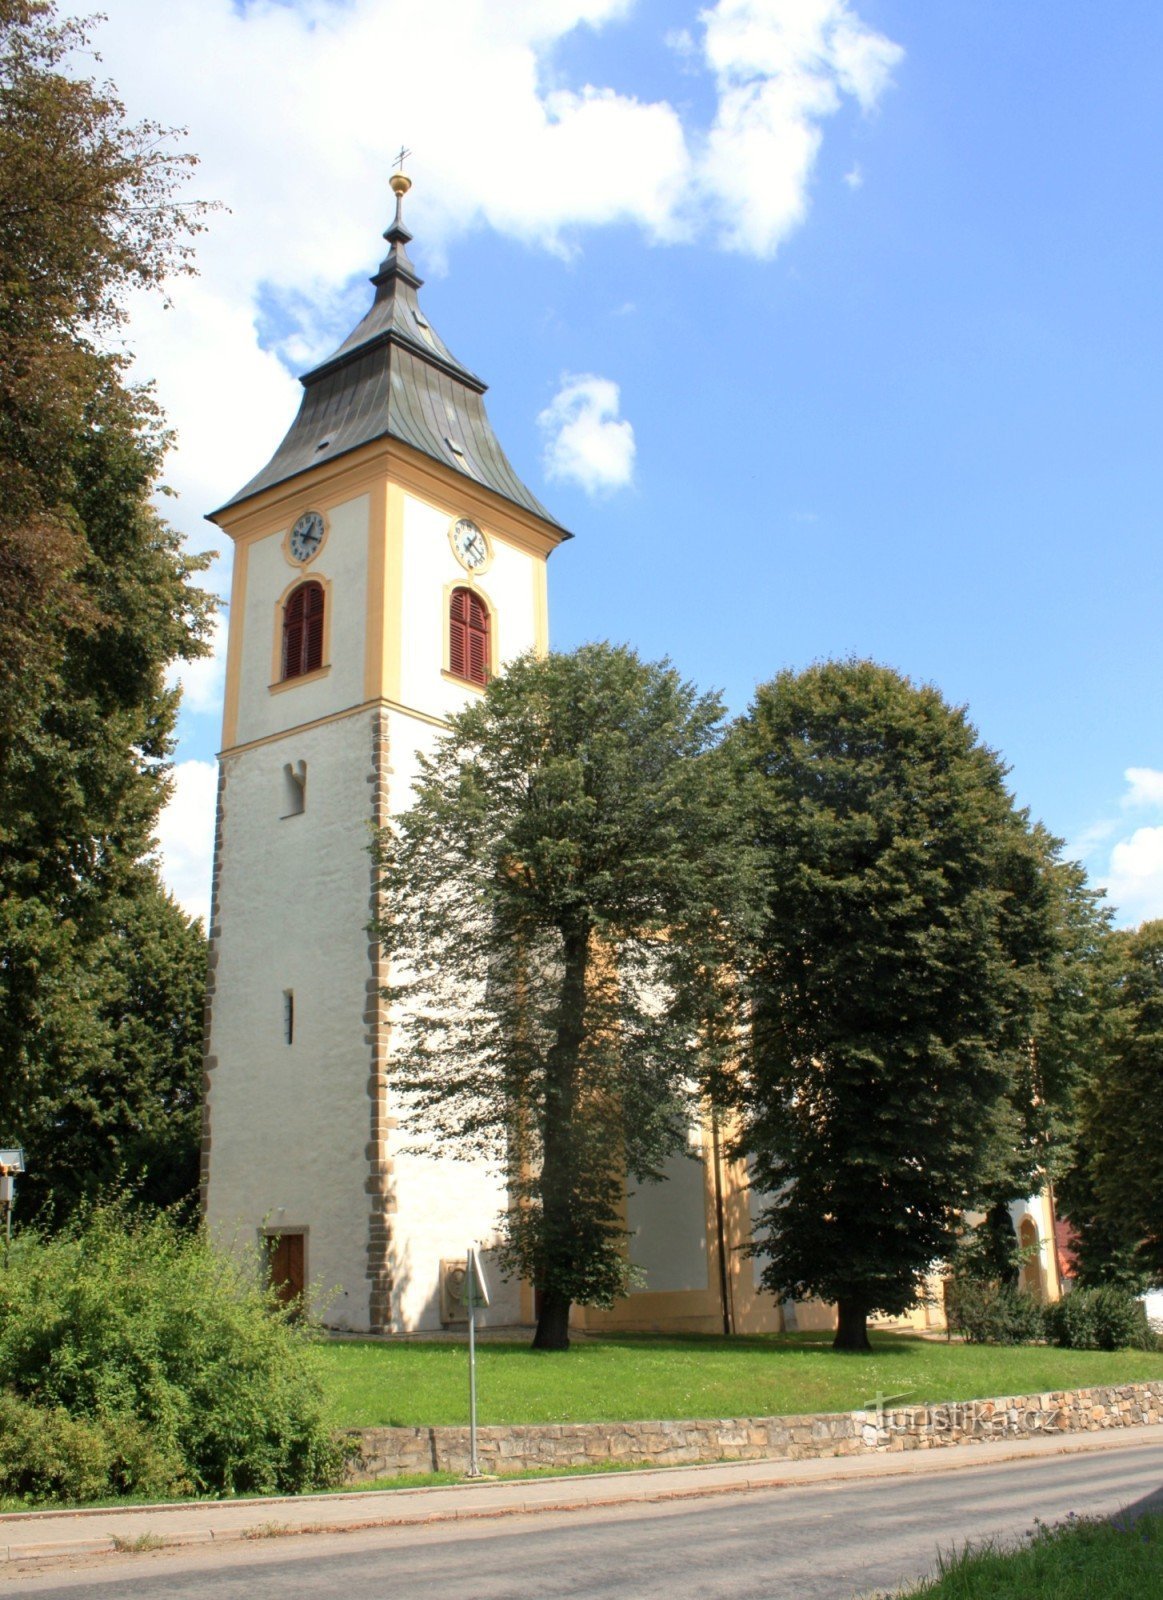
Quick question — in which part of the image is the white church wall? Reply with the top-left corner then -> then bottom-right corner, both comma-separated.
205,711 -> 377,1330
396,489 -> 538,721
627,1151 -> 710,1294
234,492 -> 369,748
379,705 -> 519,1329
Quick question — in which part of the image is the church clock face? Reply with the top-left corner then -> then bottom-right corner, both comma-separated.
450,517 -> 490,572
288,510 -> 326,564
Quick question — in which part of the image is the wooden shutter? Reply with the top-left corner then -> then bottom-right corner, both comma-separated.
304,583 -> 324,673
450,588 -> 489,685
282,582 -> 324,680
449,588 -> 468,679
467,591 -> 489,685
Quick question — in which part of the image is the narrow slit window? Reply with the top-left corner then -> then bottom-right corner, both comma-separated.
282,581 -> 325,680
284,990 -> 294,1046
282,760 -> 306,817
449,587 -> 490,687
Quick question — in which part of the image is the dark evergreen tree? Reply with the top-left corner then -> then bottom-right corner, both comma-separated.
375,644 -> 743,1350
729,660 -> 1059,1350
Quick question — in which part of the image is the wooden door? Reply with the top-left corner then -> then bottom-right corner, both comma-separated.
268,1233 -> 305,1310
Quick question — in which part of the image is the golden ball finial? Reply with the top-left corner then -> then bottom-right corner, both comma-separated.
389,171 -> 412,199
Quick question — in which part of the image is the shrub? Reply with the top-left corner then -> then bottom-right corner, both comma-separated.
944,1275 -> 1045,1344
0,1205 -> 348,1502
1046,1285 -> 1157,1351
0,1391 -> 188,1506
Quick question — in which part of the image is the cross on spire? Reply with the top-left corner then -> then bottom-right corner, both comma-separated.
393,145 -> 411,174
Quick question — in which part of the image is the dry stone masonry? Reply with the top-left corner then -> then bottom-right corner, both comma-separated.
347,1381 -> 1163,1480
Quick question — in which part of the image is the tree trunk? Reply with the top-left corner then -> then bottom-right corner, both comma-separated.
532,1289 -> 572,1350
833,1297 -> 871,1351
529,923 -> 589,1353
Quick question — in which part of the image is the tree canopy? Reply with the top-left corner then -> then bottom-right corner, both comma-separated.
375,643 -> 743,1349
0,0 -> 213,1222
728,659 -> 1062,1349
1060,919 -> 1163,1288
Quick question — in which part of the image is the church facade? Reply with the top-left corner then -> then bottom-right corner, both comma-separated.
201,176 -> 1061,1335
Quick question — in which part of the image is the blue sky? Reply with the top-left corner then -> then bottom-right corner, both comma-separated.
94,0 -> 1163,925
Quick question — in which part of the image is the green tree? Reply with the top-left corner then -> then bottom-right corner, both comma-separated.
1061,920 -> 1163,1287
0,0 -> 213,1220
375,644 -> 742,1350
729,660 -> 1059,1350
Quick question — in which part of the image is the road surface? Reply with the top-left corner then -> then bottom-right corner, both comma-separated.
8,1441 -> 1162,1600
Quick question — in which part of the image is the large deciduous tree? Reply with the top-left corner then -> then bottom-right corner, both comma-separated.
1059,920 -> 1163,1287
0,0 -> 213,1221
729,660 -> 1059,1350
375,644 -> 742,1350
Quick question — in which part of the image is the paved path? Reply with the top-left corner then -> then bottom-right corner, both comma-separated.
3,1434 -> 1161,1598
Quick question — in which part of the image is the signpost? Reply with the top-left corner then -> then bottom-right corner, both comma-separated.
0,1148 -> 25,1267
465,1245 -> 490,1478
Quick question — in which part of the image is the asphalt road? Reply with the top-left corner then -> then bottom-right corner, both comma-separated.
8,1443 -> 1163,1600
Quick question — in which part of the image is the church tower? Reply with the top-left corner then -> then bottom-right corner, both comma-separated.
202,173 -> 570,1332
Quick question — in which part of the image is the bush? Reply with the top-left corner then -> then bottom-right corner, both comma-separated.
1046,1285 -> 1157,1351
0,1391 -> 188,1506
944,1275 -> 1046,1344
0,1205 -> 348,1503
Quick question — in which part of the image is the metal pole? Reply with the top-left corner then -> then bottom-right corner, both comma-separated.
467,1247 -> 480,1478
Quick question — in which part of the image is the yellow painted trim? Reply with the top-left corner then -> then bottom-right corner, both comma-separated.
442,578 -> 498,685
533,556 -> 549,657
364,483 -> 389,701
268,664 -> 331,695
383,481 -> 406,704
221,540 -> 250,750
212,437 -> 568,563
270,571 -> 334,690
219,695 -> 450,761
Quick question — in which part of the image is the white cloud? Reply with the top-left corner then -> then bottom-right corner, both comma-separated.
539,374 -> 636,494
696,0 -> 903,255
1076,766 -> 1163,927
154,759 -> 219,927
1104,826 -> 1163,928
83,0 -> 900,550
844,162 -> 864,188
1122,767 -> 1163,808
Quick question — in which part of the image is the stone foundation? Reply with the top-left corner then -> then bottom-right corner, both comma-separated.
347,1381 -> 1163,1480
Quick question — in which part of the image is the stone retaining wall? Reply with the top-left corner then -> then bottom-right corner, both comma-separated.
347,1381 -> 1163,1480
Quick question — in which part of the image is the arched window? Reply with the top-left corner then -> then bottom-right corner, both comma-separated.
449,586 -> 490,686
282,581 -> 325,681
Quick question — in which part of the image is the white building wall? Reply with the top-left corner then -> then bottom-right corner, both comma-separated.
235,493 -> 369,747
397,489 -> 538,720
627,1151 -> 710,1294
205,711 -> 377,1330
209,473 -> 547,1332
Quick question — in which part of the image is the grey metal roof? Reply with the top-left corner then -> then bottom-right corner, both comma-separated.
213,205 -> 569,534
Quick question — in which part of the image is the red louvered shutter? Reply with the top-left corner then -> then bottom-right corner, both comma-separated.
283,586 -> 306,679
282,582 -> 325,679
467,591 -> 489,685
449,587 -> 468,679
304,583 -> 325,673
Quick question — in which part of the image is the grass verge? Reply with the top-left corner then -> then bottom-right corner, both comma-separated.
317,1331 -> 1163,1430
894,1510 -> 1163,1596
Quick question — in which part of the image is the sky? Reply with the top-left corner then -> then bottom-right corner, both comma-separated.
84,0 -> 1163,928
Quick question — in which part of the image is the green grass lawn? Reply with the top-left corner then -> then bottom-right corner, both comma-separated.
896,1511 -> 1163,1597
317,1331 -> 1163,1430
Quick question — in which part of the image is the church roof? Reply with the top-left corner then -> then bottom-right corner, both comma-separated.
213,182 -> 568,534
